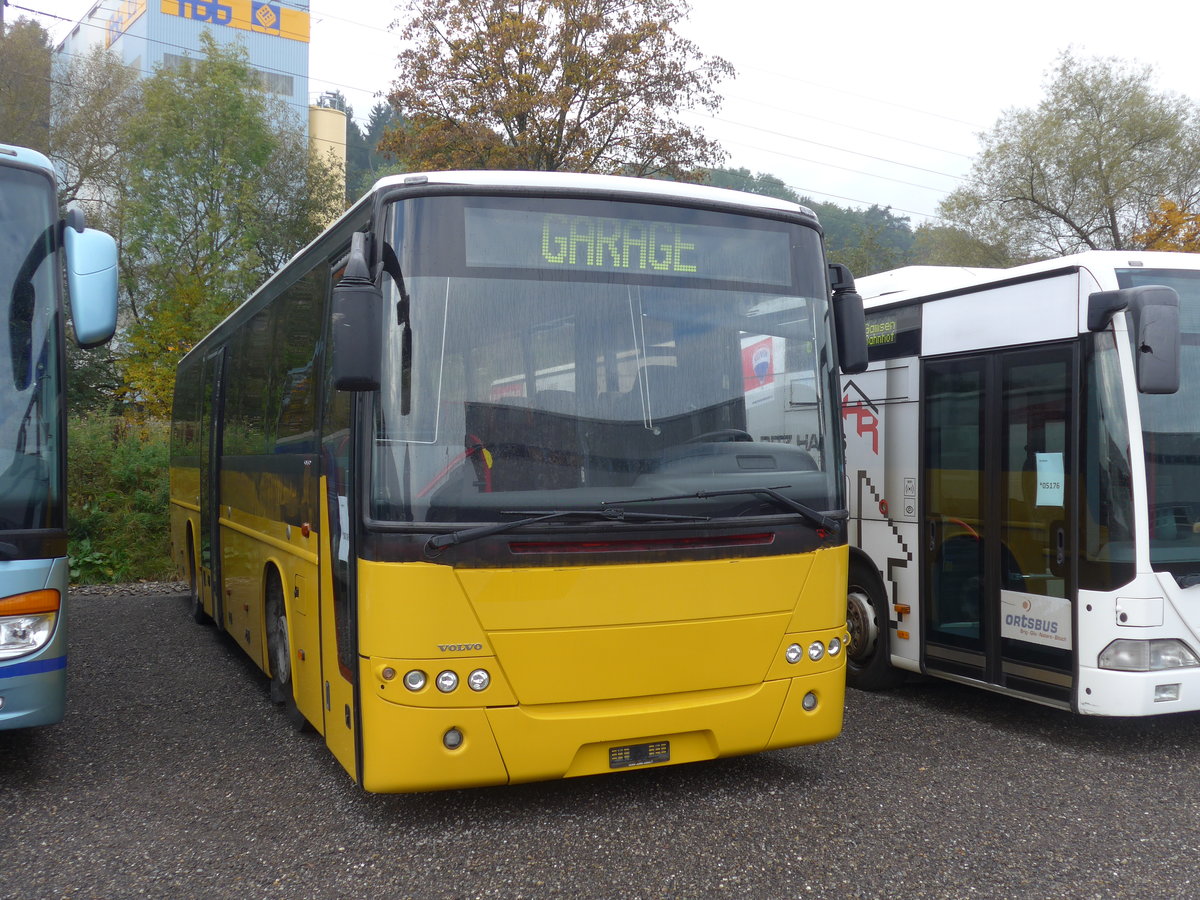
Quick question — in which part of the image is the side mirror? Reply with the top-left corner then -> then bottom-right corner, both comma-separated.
331,232 -> 382,391
63,224 -> 118,348
1130,286 -> 1180,395
829,263 -> 868,375
1088,285 -> 1180,394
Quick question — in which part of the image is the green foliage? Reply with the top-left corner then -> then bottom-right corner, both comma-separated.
383,0 -> 732,178
114,34 -> 343,417
941,50 -> 1200,257
50,43 -> 143,220
67,417 -> 172,584
0,17 -> 52,152
706,167 -> 800,203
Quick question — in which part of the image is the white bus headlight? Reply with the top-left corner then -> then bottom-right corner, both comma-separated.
0,613 -> 57,660
1099,639 -> 1200,671
0,590 -> 60,660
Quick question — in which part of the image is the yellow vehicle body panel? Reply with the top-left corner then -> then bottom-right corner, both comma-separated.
356,545 -> 848,792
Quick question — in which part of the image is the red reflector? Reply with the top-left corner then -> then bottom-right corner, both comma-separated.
509,533 -> 775,554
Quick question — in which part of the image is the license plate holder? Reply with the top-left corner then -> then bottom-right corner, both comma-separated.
609,740 -> 670,769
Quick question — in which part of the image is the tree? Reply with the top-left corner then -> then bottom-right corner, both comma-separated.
706,167 -> 800,203
909,222 -> 1017,268
381,0 -> 732,179
49,45 -> 143,220
940,51 -> 1200,258
0,17 -> 52,152
115,34 -> 343,417
1132,199 -> 1200,252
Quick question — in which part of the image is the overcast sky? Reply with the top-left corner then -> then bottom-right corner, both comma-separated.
33,0 -> 1200,224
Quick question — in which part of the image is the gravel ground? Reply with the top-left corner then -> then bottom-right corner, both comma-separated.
4,587 -> 1200,899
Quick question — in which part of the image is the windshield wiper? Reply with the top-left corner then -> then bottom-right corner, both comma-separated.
424,507 -> 709,557
602,486 -> 845,533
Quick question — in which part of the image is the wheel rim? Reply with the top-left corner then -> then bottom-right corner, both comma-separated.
267,583 -> 291,685
846,587 -> 879,665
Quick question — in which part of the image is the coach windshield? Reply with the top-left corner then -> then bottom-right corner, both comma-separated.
0,166 -> 62,536
370,194 -> 843,529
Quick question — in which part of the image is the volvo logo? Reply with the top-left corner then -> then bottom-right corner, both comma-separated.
437,643 -> 483,653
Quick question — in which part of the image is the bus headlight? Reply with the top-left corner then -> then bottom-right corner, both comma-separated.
828,637 -> 842,656
0,590 -> 60,660
0,613 -> 57,660
467,669 -> 490,692
785,643 -> 803,664
1098,639 -> 1200,671
436,670 -> 459,693
808,641 -> 825,662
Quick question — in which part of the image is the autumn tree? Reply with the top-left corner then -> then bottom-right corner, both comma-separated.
1133,199 -> 1200,252
115,34 -> 343,416
381,0 -> 732,179
940,51 -> 1200,258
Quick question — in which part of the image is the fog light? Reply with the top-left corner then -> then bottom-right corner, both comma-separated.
785,643 -> 802,664
828,637 -> 842,656
808,641 -> 825,662
436,670 -> 459,692
467,668 -> 490,691
403,670 -> 427,691
443,728 -> 464,750
802,691 -> 818,711
1155,684 -> 1181,703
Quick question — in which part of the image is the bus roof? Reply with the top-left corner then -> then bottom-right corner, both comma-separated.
0,143 -> 55,178
857,250 -> 1200,308
368,170 -> 817,218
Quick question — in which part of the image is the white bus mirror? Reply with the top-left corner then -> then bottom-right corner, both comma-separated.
63,225 -> 118,348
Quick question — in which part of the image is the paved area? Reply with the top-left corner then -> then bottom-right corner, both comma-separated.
4,588 -> 1200,899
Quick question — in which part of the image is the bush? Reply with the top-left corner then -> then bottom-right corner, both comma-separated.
67,416 -> 172,584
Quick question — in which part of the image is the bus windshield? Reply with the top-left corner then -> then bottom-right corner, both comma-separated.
0,166 -> 61,534
371,194 -> 842,526
1119,268 -> 1200,579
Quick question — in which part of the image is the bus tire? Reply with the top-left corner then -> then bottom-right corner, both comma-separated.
846,557 -> 904,691
265,568 -> 308,731
188,531 -> 212,626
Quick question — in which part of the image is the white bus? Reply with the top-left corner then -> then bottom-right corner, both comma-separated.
842,251 -> 1198,715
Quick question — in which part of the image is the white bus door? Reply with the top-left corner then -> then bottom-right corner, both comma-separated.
923,346 -> 1075,704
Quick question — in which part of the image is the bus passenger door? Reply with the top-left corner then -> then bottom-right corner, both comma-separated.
923,346 -> 1075,703
318,279 -> 360,781
198,348 -> 227,631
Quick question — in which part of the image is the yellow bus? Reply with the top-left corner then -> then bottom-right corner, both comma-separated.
169,171 -> 868,792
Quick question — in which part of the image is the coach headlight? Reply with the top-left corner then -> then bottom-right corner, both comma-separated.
0,590 -> 60,660
785,643 -> 803,664
828,636 -> 842,656
808,641 -> 825,662
1099,639 -> 1200,671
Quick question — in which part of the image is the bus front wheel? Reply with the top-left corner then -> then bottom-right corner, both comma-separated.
846,559 -> 904,691
265,569 -> 307,731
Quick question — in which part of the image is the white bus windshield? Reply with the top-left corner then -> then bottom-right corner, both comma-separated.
0,166 -> 62,534
371,194 -> 842,526
1119,268 -> 1200,579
